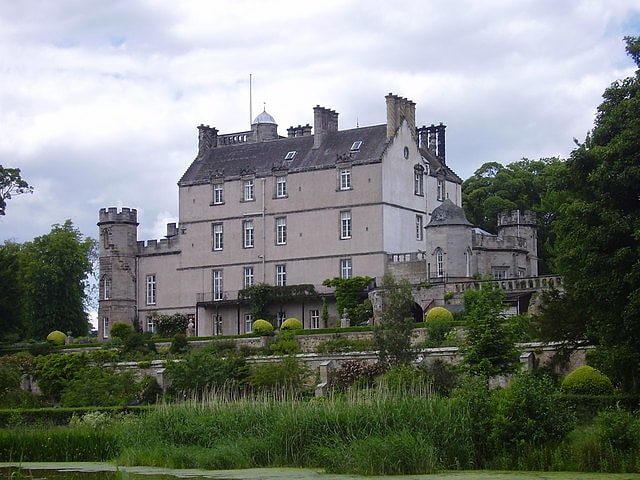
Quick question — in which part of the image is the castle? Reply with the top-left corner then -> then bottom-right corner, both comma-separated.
98,93 -> 538,339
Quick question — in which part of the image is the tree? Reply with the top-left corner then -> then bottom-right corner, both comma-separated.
323,276 -> 373,326
545,36 -> 640,393
19,220 -> 96,338
0,241 -> 26,340
460,282 -> 520,378
373,275 -> 416,366
0,165 -> 33,216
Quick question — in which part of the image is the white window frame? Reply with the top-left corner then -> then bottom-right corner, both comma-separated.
435,249 -> 444,278
414,170 -> 424,196
340,210 -> 352,239
213,183 -> 224,205
310,309 -> 320,329
213,269 -> 224,300
244,266 -> 254,288
416,215 -> 424,241
339,168 -> 352,190
102,317 -> 109,339
276,216 -> 287,245
244,313 -> 253,333
146,274 -> 156,305
437,178 -> 445,201
276,175 -> 287,198
350,141 -> 362,151
213,314 -> 223,336
243,220 -> 254,248
243,179 -> 255,201
147,316 -> 156,334
100,275 -> 111,300
492,267 -> 509,280
276,264 -> 287,286
340,258 -> 353,279
212,223 -> 224,251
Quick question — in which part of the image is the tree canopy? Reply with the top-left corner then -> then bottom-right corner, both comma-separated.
542,36 -> 640,393
0,165 -> 33,216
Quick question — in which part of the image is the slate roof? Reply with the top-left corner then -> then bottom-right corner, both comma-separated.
179,124 -> 389,186
426,198 -> 473,227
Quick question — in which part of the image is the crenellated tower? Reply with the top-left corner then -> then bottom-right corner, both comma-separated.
497,210 -> 538,277
97,207 -> 139,339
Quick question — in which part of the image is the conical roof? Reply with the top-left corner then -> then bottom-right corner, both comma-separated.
427,199 -> 472,226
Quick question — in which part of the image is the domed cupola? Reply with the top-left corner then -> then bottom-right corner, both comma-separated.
252,107 -> 278,141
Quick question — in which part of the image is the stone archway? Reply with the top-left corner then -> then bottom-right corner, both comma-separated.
411,301 -> 423,323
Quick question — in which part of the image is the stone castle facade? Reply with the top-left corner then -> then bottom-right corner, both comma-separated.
98,93 -> 538,339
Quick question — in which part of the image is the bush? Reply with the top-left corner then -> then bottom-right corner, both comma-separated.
154,314 -> 189,337
561,365 -> 614,395
330,360 -> 387,391
249,356 -> 309,392
109,322 -> 132,340
425,306 -> 453,323
269,331 -> 300,355
170,333 -> 189,354
252,319 -> 274,336
46,331 -> 66,345
280,317 -> 302,331
594,408 -> 640,451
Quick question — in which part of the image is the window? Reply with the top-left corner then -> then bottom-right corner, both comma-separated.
492,267 -> 509,280
340,210 -> 352,239
147,316 -> 156,334
102,317 -> 109,339
310,309 -> 320,329
212,223 -> 223,251
285,151 -> 296,160
213,269 -> 223,300
276,175 -> 287,198
213,314 -> 223,336
277,311 -> 286,327
340,258 -> 353,279
146,274 -> 156,305
416,215 -> 424,241
213,183 -> 224,205
339,168 -> 351,190
414,169 -> 424,196
276,264 -> 287,286
244,266 -> 254,288
437,179 -> 445,201
243,220 -> 254,248
350,141 -> 362,151
435,249 -> 444,278
243,179 -> 255,201
100,275 -> 111,300
276,216 -> 287,245
244,314 -> 253,333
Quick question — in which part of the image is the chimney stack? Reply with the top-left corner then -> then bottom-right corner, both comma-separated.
416,123 -> 446,164
197,124 -> 218,158
385,93 -> 416,140
313,106 -> 339,149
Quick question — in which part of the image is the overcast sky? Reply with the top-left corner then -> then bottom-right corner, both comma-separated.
1,0 -> 639,246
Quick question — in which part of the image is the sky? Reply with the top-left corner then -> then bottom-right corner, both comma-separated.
1,0 -> 640,246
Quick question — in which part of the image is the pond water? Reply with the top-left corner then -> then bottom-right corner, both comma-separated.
2,464 -> 640,480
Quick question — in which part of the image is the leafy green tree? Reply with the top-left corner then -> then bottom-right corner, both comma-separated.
0,165 -> 33,216
32,352 -> 90,403
546,36 -> 640,393
373,275 -> 416,366
460,283 -> 520,378
60,366 -> 139,407
19,220 -> 95,338
0,241 -> 26,340
323,276 -> 373,326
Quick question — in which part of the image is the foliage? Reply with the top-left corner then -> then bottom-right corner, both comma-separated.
153,313 -> 189,337
165,348 -> 249,397
268,330 -> 300,355
373,275 -> 416,366
0,242 -> 26,341
543,37 -> 640,394
594,407 -> 640,452
315,335 -> 375,353
460,283 -> 520,378
426,306 -> 453,323
329,360 -> 387,391
19,220 -> 95,338
109,322 -> 132,340
0,356 -> 22,398
321,296 -> 329,328
0,165 -> 33,216
280,317 -> 302,330
32,352 -> 90,402
248,356 -> 309,392
239,283 -> 318,321
252,319 -> 274,335
561,365 -> 614,395
419,359 -> 461,396
46,330 -> 66,345
169,333 -> 189,354
376,364 -> 432,395
60,367 -> 140,407
322,276 -> 373,326
424,307 -> 454,347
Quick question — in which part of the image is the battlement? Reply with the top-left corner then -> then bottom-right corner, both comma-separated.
497,210 -> 536,227
472,231 -> 527,250
137,236 -> 180,255
98,207 -> 138,225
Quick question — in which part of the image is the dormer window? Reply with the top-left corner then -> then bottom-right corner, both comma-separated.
350,141 -> 362,151
285,151 -> 296,160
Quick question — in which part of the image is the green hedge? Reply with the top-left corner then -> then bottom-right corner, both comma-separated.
0,405 -> 152,428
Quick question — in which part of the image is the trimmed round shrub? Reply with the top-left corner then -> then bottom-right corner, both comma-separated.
109,322 -> 132,340
561,365 -> 614,395
280,317 -> 302,331
425,306 -> 453,323
46,330 -> 66,345
252,319 -> 274,336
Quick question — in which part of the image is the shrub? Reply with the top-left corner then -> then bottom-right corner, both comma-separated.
154,314 -> 189,337
280,317 -> 302,330
252,319 -> 274,336
426,306 -> 453,323
46,330 -> 66,345
594,408 -> 640,451
330,360 -> 387,391
561,365 -> 614,395
170,333 -> 189,354
109,322 -> 132,340
269,331 -> 300,355
249,356 -> 309,392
